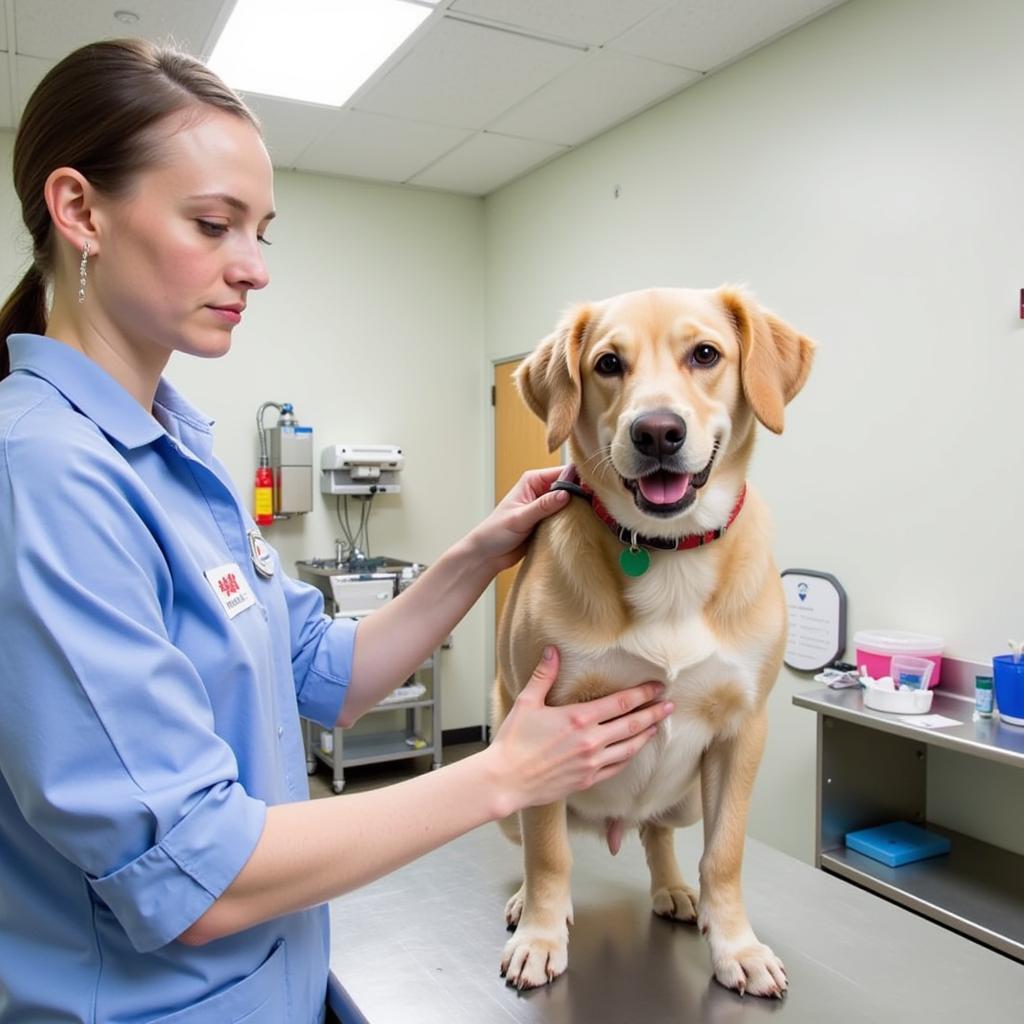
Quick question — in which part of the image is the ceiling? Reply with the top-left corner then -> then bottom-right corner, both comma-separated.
0,0 -> 847,197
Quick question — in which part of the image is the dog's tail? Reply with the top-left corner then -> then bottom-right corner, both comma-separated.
496,811 -> 522,845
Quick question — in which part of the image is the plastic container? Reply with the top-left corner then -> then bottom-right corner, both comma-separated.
890,655 -> 934,690
854,630 -> 944,689
992,655 -> 1024,726
863,686 -> 934,715
974,675 -> 994,718
845,821 -> 951,867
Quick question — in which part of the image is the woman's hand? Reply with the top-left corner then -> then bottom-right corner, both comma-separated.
468,467 -> 570,573
486,648 -> 674,816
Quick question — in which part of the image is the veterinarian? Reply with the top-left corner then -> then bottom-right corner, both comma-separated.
0,40 -> 675,1024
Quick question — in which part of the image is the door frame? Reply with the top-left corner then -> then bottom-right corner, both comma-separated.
484,351 -> 565,735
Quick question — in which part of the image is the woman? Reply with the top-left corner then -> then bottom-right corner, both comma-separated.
0,40 -> 673,1023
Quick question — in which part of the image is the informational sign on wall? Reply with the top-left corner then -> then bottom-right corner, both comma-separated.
781,568 -> 847,672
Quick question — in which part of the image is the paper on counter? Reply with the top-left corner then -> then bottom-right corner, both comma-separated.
903,714 -> 961,729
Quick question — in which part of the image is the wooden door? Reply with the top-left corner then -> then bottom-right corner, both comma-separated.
493,358 -> 561,636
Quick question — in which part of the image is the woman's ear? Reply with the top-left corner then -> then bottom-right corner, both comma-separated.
514,303 -> 593,452
719,286 -> 815,435
44,166 -> 101,259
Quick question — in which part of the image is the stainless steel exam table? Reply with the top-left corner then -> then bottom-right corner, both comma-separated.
327,822 -> 1023,1023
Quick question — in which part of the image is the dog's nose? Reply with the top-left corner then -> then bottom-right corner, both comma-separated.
630,411 -> 686,459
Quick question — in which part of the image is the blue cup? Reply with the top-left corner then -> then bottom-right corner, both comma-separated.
993,655 -> 1024,726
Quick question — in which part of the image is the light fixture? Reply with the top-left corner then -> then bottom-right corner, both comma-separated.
208,0 -> 431,107
113,9 -> 139,24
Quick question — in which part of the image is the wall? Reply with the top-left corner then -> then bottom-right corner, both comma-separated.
0,137 -> 490,729
483,0 -> 1024,861
4,0 -> 1022,857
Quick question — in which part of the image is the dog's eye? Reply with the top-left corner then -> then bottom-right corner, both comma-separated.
691,344 -> 721,368
595,353 -> 623,376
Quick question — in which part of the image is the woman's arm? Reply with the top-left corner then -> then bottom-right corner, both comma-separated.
179,650 -> 673,945
338,468 -> 569,726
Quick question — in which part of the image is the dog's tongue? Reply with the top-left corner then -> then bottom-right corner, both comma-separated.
637,471 -> 691,505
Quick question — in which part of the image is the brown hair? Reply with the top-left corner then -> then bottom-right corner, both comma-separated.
0,37 -> 258,379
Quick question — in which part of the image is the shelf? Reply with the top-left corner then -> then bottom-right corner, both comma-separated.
797,663 -> 1024,965
821,825 -> 1024,961
794,686 -> 1024,768
331,730 -> 434,767
365,698 -> 434,715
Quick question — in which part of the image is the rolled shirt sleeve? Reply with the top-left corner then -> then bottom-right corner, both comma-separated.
0,412 -> 267,952
88,781 -> 265,952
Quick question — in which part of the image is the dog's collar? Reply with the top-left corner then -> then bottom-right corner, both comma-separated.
551,466 -> 746,572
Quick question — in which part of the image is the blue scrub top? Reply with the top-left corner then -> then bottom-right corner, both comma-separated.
0,335 -> 359,1023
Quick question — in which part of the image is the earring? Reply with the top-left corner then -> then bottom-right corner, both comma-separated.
77,242 -> 90,304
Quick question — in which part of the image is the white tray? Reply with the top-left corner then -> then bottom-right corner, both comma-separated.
863,687 -> 934,715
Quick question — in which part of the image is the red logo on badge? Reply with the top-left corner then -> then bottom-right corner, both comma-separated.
219,573 -> 240,596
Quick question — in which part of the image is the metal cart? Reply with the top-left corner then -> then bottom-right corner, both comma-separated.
296,557 -> 443,793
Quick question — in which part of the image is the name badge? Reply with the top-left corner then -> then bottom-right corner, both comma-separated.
248,529 -> 275,578
204,562 -> 257,619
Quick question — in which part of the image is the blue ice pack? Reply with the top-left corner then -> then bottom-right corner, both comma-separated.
844,821 -> 951,867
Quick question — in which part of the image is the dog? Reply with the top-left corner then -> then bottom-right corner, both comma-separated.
492,285 -> 814,998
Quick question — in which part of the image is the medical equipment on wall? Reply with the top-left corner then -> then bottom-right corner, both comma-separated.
320,444 -> 404,562
253,401 -> 313,525
320,444 -> 404,495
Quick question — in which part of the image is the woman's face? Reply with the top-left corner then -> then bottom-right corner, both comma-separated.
91,107 -> 275,364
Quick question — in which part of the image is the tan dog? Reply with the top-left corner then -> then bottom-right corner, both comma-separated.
492,286 -> 814,997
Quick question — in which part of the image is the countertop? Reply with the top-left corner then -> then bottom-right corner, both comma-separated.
327,818 -> 1023,1023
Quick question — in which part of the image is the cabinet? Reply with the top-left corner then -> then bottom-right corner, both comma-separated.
794,656 -> 1024,961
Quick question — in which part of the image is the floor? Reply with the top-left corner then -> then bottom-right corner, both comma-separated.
307,740 -> 486,798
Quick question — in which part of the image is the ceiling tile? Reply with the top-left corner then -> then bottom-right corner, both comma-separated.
448,0 -> 670,46
610,0 -> 841,72
13,0 -> 232,61
490,49 -> 700,146
2,0 -> 848,195
294,109 -> 472,183
353,16 -> 582,130
241,93 -> 343,168
408,131 -> 566,195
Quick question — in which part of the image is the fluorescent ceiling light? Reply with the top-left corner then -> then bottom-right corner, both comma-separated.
209,0 -> 432,106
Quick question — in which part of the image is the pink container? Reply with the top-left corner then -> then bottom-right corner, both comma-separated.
854,630 -> 945,689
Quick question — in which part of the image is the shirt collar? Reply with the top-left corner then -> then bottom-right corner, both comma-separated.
7,334 -> 215,460
153,376 -> 216,466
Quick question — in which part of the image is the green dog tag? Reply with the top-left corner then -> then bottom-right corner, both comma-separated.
619,546 -> 650,577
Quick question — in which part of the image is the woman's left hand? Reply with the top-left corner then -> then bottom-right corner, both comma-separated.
468,466 -> 570,572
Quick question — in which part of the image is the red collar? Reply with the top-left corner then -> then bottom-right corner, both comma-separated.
551,466 -> 746,552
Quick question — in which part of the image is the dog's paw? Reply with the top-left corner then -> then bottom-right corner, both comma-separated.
504,887 -> 524,930
504,887 -> 573,931
500,926 -> 568,989
652,884 -> 699,923
712,942 -> 787,999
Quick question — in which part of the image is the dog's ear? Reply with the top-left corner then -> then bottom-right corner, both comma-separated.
719,286 -> 815,435
514,304 -> 593,452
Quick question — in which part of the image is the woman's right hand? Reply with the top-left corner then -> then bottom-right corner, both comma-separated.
486,647 -> 674,816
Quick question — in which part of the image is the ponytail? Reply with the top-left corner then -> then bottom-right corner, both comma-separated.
0,266 -> 48,381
